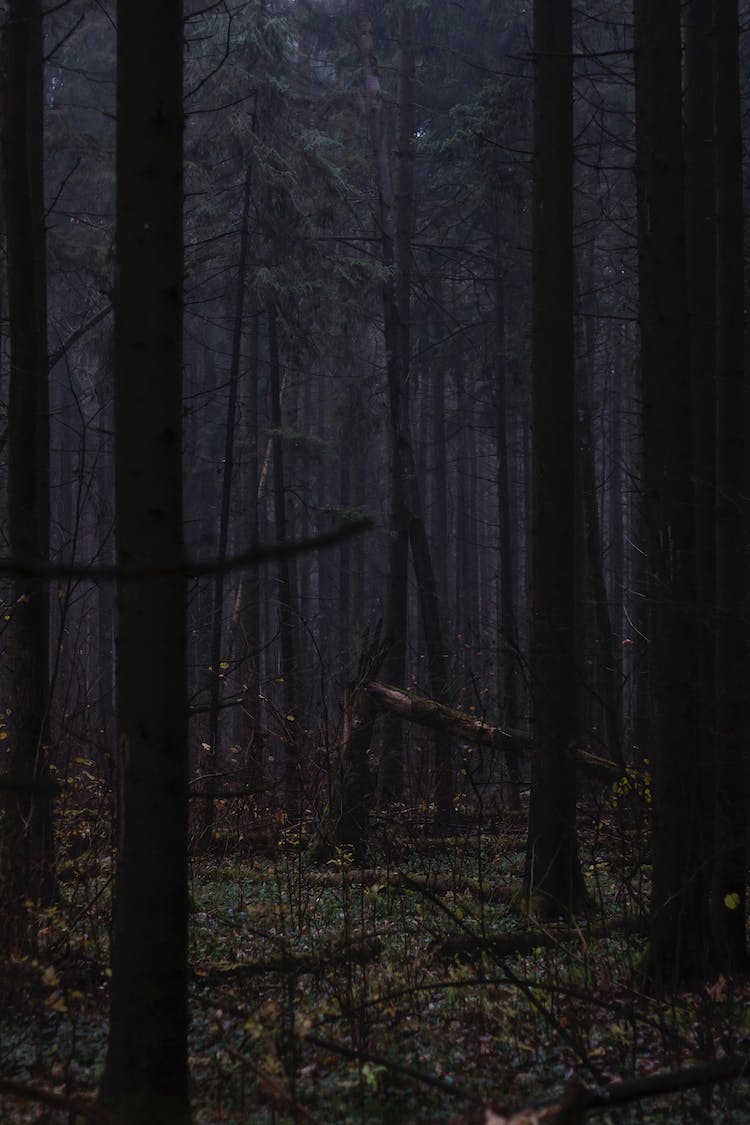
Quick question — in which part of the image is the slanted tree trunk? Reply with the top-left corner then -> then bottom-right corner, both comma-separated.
521,0 -> 587,916
635,0 -> 710,984
97,2 -> 190,1120
0,0 -> 56,947
363,682 -> 622,783
711,0 -> 747,972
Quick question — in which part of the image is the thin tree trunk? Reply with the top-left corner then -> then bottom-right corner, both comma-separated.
268,305 -> 301,818
199,164 -> 252,850
494,265 -> 522,810
0,0 -> 56,946
229,311 -> 262,786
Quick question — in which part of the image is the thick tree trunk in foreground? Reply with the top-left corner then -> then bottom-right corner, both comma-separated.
711,0 -> 747,972
636,0 -> 710,984
523,0 -> 586,915
98,2 -> 190,1121
0,0 -> 57,946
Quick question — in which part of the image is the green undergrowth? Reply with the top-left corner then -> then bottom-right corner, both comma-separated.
2,813 -> 750,1123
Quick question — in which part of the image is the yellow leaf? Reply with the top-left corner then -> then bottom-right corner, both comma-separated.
0,732 -> 7,741
724,892 -> 741,911
42,966 -> 60,987
286,714 -> 295,721
219,661 -> 230,671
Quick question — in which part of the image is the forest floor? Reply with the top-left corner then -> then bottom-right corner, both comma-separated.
2,795 -> 750,1123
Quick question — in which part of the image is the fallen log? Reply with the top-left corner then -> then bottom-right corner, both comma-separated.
193,936 -> 382,982
452,1055 -> 750,1124
364,682 -> 623,782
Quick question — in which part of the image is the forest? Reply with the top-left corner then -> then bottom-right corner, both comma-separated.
0,0 -> 749,1121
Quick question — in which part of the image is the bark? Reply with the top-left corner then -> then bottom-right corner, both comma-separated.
685,0 -> 717,799
358,0 -> 452,819
0,0 -> 57,946
307,632 -> 384,864
577,259 -> 624,763
494,263 -> 522,809
229,310 -> 262,781
97,2 -> 190,1120
199,164 -> 252,850
524,0 -> 586,914
358,0 -> 408,803
364,682 -> 622,782
711,0 -> 747,971
268,305 -> 301,818
635,0 -> 710,983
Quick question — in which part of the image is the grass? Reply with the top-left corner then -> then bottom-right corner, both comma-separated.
1,796 -> 750,1123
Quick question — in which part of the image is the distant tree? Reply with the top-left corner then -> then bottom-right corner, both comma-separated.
97,0 -> 190,1119
359,0 -> 452,821
520,0 -> 587,915
0,0 -> 57,947
635,0 -> 710,984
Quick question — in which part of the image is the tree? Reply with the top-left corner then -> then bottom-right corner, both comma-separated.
520,0 -> 586,916
711,0 -> 747,971
0,0 -> 57,947
635,0 -> 710,984
97,1 -> 190,1120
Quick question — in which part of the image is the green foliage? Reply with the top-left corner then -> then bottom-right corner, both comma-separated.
3,812 -> 749,1122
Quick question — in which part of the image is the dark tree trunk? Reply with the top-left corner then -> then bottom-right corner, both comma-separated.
0,0 -> 56,946
358,0 -> 409,804
359,0 -> 452,821
494,265 -> 522,810
268,305 -> 301,818
685,0 -> 716,798
522,0 -> 587,916
199,165 -> 252,850
230,311 -> 262,787
711,0 -> 748,972
98,2 -> 190,1120
636,0 -> 711,984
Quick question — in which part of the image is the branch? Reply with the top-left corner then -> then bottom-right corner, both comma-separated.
0,518 -> 373,581
0,1078 -> 116,1124
49,302 -> 112,369
458,1056 -> 750,1124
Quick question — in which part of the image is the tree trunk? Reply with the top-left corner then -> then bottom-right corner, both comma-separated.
635,0 -> 711,984
522,0 -> 587,916
98,2 -> 190,1119
199,164 -> 252,850
268,305 -> 301,819
493,263 -> 522,811
711,0 -> 747,972
0,0 -> 57,948
358,0 -> 452,821
363,682 -> 622,783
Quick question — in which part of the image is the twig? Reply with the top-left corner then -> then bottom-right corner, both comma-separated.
0,1077 -> 117,1123
0,518 -> 372,581
306,1033 -> 485,1105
